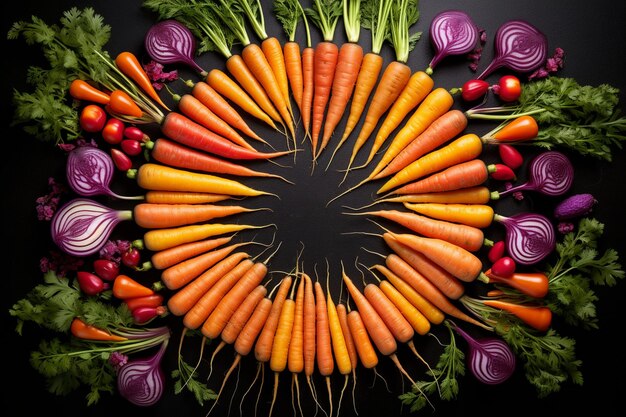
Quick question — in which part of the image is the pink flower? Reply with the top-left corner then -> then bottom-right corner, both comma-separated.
558,222 -> 575,234
35,177 -> 67,221
109,351 -> 129,372
99,239 -> 132,262
143,60 -> 178,91
529,48 -> 566,80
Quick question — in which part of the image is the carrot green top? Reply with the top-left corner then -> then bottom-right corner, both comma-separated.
306,0 -> 343,42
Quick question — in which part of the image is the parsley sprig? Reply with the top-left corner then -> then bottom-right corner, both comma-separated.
466,76 -> 626,161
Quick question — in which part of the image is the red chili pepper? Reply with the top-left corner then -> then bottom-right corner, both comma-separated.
110,148 -> 133,172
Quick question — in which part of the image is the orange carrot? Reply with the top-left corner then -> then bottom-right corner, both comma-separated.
255,276 -> 294,363
314,281 -> 334,376
383,254 -> 489,330
183,257 -> 255,330
301,46 -> 315,139
132,203 -> 262,229
348,209 -> 486,252
177,93 -> 256,150
148,138 -> 288,181
403,202 -> 495,229
377,133 -> 484,193
480,299 -> 551,332
221,284 -> 268,345
363,281 -> 414,343
142,223 -> 273,252
362,71 -> 435,168
383,233 -> 465,300
381,159 -> 491,197
190,80 -> 265,144
234,294 -> 274,357
115,51 -> 170,110
372,109 -> 469,179
206,69 -> 277,130
284,41 -> 304,112
144,191 -> 231,205
374,187 -> 494,206
346,307 -> 378,369
288,277 -> 306,373
301,273 -> 317,390
160,242 -> 249,290
262,36 -> 295,120
150,235 -> 234,270
167,252 -> 250,316
202,246 -> 279,339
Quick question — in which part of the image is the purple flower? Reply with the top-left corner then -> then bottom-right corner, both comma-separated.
558,222 -> 575,234
35,177 -> 67,221
143,60 -> 178,91
99,239 -> 132,262
109,351 -> 129,372
528,47 -> 566,80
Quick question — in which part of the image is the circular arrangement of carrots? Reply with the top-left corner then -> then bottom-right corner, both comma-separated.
25,0 -> 608,416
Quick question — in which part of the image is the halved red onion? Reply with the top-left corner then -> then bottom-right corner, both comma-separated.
494,212 -> 556,265
117,340 -> 167,407
499,151 -> 574,197
426,10 -> 479,74
50,198 -> 132,257
477,20 -> 547,79
67,146 -> 143,200
144,20 -> 206,75
453,324 -> 516,385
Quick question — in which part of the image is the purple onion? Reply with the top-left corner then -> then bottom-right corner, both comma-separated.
499,151 -> 574,198
453,324 -> 516,385
426,10 -> 480,74
50,198 -> 132,257
67,146 -> 143,200
494,212 -> 556,265
477,20 -> 548,79
144,20 -> 206,75
117,340 -> 167,407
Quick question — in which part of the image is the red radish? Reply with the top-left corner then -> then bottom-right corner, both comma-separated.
499,144 -> 523,170
490,164 -> 516,181
102,118 -> 125,144
491,256 -> 516,278
93,259 -> 120,281
461,79 -> 489,102
122,247 -> 151,270
487,241 -> 506,263
111,148 -> 133,172
121,139 -> 143,156
132,306 -> 167,324
77,271 -> 107,295
124,126 -> 150,142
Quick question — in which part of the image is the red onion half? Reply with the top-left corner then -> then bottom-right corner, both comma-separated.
117,339 -> 168,407
477,20 -> 547,79
499,151 -> 574,198
453,324 -> 516,385
50,198 -> 132,257
426,10 -> 480,74
494,212 -> 556,265
67,146 -> 143,200
144,20 -> 206,75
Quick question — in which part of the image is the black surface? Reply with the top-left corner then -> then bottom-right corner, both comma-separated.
2,1 -> 626,416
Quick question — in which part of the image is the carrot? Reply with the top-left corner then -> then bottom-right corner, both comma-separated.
167,252 -> 250,316
336,302 -> 359,416
69,79 -> 110,105
202,245 -> 280,339
376,278 -> 431,336
387,231 -> 485,283
150,235 -> 235,270
301,273 -> 317,402
262,36 -> 294,122
206,69 -> 277,130
142,223 -> 273,252
307,0 -> 342,159
346,307 -> 378,369
363,279 -> 414,343
372,109 -> 469,179
383,233 -> 465,300
357,187 -> 493,210
361,71 -> 435,168
144,190 -> 231,205
159,112 -> 291,160
377,133 -> 484,193
177,93 -> 256,150
114,51 -> 170,111
131,163 -> 274,198
160,242 -> 250,290
347,209 -> 487,252
190,80 -> 265,144
183,257 -> 255,330
314,280 -> 334,417
268,280 -> 297,417
473,298 -> 551,332
487,115 -> 539,142
288,276 -> 306,416
112,274 -> 154,299
333,0 -> 392,153
301,46 -> 314,139
132,203 -> 263,229
70,318 -> 127,342
148,138 -> 289,182
404,202 -> 495,229
317,0 -> 364,162
380,159 -> 492,197
234,293 -> 274,357
284,41 -> 303,110
108,90 -> 144,119
255,276 -> 294,363
382,254 -> 490,330
483,268 -> 550,299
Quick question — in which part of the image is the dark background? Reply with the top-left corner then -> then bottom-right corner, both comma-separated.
2,0 -> 626,416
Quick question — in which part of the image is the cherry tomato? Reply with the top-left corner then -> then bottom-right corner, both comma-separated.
121,247 -> 141,268
101,118 -> 125,145
79,104 -> 107,133
491,256 -> 517,278
461,79 -> 490,102
496,75 -> 522,102
120,139 -> 143,156
488,241 -> 506,263
93,259 -> 120,281
110,148 -> 133,171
